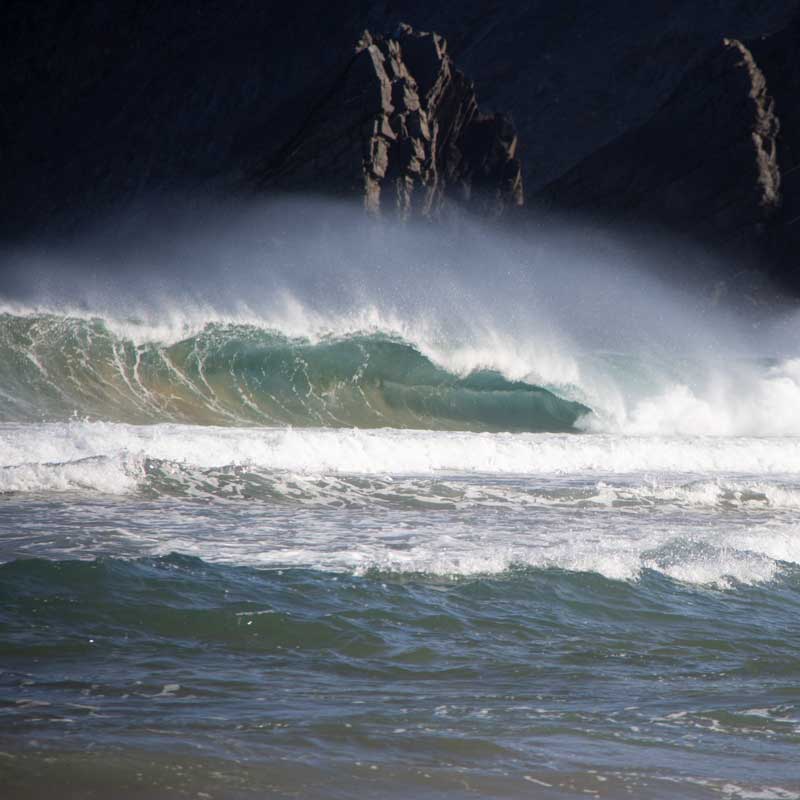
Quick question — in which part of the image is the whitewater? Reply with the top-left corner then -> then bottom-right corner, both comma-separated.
2,202 -> 800,799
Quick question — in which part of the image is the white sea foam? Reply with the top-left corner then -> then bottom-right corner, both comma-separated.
150,520 -> 793,589
581,359 -> 800,437
3,421 -> 800,588
3,421 -> 800,478
0,454 -> 142,494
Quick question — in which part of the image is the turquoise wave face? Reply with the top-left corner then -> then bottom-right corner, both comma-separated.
0,314 -> 589,431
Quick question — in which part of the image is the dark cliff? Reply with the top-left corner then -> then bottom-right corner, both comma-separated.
750,15 -> 800,285
539,16 -> 800,291
4,1 -> 800,289
538,39 -> 781,243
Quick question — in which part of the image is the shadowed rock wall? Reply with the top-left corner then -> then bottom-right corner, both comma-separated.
4,0 -> 800,292
537,15 -> 800,290
3,1 -> 797,234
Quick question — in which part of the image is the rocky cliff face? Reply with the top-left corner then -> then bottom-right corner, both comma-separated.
4,2 -> 797,235
5,1 -> 800,292
537,16 -> 800,290
538,39 -> 781,235
259,25 -> 522,218
750,15 -> 800,285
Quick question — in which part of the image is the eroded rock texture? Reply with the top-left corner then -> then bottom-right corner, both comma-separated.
750,15 -> 800,283
5,2 -> 797,240
260,25 -> 523,218
540,40 -> 779,240
537,17 -> 800,289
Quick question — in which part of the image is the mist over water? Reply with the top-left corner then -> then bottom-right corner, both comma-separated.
1,197 -> 799,436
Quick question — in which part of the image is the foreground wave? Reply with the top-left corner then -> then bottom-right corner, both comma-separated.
2,554 -> 800,799
0,313 -> 587,432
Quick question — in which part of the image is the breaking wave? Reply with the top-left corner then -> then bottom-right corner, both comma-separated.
0,313 -> 588,432
4,310 -> 800,437
4,199 -> 800,437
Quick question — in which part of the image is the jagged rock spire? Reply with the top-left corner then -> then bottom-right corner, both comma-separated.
260,24 -> 523,218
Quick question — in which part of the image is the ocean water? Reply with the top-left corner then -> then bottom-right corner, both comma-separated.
2,210 -> 800,798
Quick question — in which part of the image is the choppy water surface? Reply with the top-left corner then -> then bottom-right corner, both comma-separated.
2,420 -> 800,799
3,210 -> 800,797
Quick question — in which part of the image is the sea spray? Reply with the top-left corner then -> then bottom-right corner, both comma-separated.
3,200 -> 800,436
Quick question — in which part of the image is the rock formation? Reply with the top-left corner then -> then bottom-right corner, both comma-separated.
537,18 -> 800,290
750,15 -> 800,286
3,2 -> 796,234
6,1 -> 800,293
540,39 -> 779,235
259,25 -> 523,218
